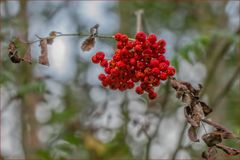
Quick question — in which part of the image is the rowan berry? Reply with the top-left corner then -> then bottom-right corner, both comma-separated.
92,55 -> 100,63
100,59 -> 108,67
167,66 -> 176,76
98,73 -> 106,81
95,51 -> 105,61
147,34 -> 157,43
136,86 -> 144,94
135,32 -> 147,42
114,33 -> 122,41
148,91 -> 157,99
150,59 -> 159,68
160,72 -> 168,80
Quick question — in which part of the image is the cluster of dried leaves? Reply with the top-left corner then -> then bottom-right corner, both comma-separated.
170,77 -> 240,159
8,24 -> 99,66
8,31 -> 57,66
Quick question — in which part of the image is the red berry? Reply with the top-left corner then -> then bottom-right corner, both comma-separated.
95,52 -> 105,61
130,58 -> 136,66
98,73 -> 106,81
135,32 -> 147,42
160,72 -> 168,80
157,39 -> 166,47
164,60 -> 170,66
92,55 -> 100,63
114,33 -> 122,41
100,59 -> 108,67
159,48 -> 166,54
158,55 -> 166,62
121,34 -> 128,42
147,34 -> 157,43
148,92 -> 157,99
127,80 -> 134,89
159,62 -> 168,71
150,59 -> 159,68
101,79 -> 108,87
117,61 -> 125,69
117,41 -> 124,49
104,67 -> 111,74
152,68 -> 160,75
126,41 -> 134,50
152,80 -> 160,86
134,44 -> 142,53
135,86 -> 144,94
143,49 -> 152,55
111,68 -> 119,76
167,66 -> 176,76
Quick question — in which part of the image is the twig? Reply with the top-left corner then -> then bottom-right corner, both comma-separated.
134,9 -> 144,32
171,122 -> 188,159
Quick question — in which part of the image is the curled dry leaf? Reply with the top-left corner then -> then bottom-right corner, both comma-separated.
202,132 -> 222,147
47,31 -> 57,45
184,106 -> 199,127
181,92 -> 193,105
216,143 -> 240,156
170,78 -> 201,96
202,119 -> 236,139
199,101 -> 212,116
202,147 -> 217,160
23,46 -> 32,64
81,24 -> 99,52
81,37 -> 95,52
188,126 -> 199,142
8,41 -> 22,63
192,102 -> 205,127
38,39 -> 49,66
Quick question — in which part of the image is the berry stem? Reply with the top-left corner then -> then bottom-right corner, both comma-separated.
22,33 -> 135,44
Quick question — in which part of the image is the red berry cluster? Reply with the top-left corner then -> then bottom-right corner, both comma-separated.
91,32 -> 176,99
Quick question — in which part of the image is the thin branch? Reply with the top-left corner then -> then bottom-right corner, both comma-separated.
171,122 -> 188,159
134,9 -> 144,32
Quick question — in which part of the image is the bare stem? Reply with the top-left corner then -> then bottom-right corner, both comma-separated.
135,9 -> 144,32
21,33 -> 135,45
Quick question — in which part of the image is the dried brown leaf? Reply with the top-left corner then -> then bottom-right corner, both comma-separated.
202,147 -> 217,160
188,126 -> 199,142
81,24 -> 99,52
38,39 -> 49,66
47,31 -> 57,45
8,41 -> 22,63
200,101 -> 212,116
182,81 -> 199,96
22,46 -> 32,64
182,93 -> 192,105
81,37 -> 95,52
216,143 -> 240,156
90,24 -> 99,37
202,132 -> 222,147
192,102 -> 205,126
184,106 -> 199,127
202,119 -> 236,139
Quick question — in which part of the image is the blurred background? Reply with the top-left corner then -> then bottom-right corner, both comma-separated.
0,0 -> 239,159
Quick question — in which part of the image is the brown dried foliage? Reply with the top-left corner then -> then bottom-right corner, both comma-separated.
170,77 -> 240,159
38,39 -> 49,66
81,24 -> 99,52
